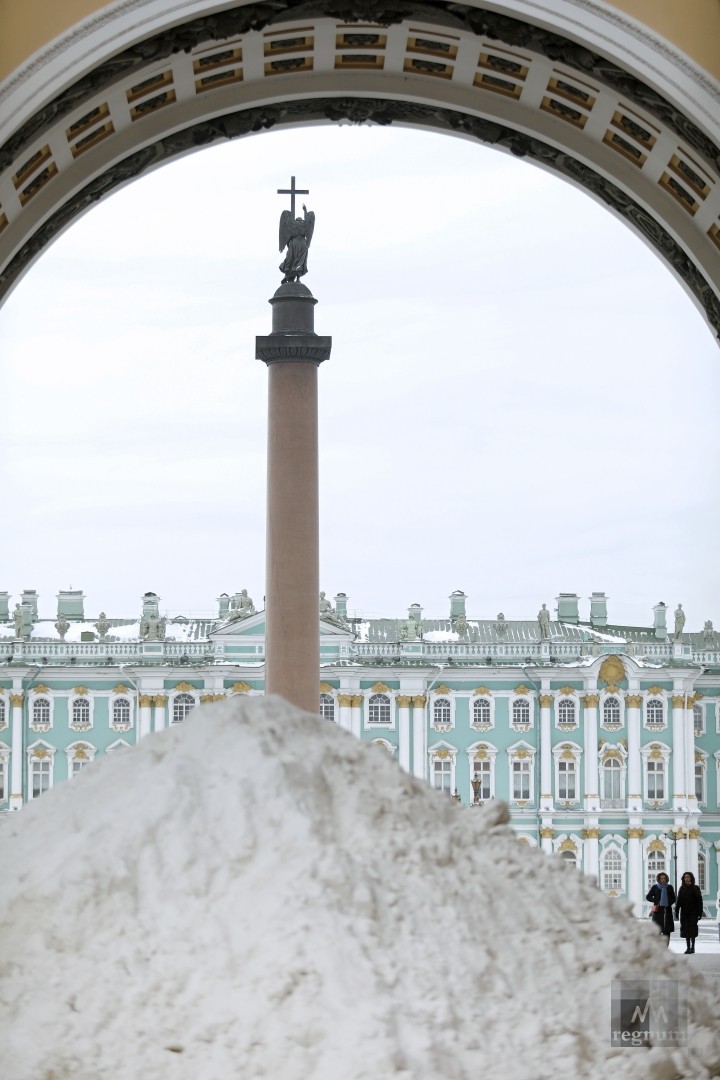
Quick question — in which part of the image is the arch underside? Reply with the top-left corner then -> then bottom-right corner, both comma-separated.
1,1 -> 719,336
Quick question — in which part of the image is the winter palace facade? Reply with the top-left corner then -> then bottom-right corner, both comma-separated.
1,586 -> 719,915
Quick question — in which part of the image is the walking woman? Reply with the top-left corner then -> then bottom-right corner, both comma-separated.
675,871 -> 703,953
646,872 -> 675,945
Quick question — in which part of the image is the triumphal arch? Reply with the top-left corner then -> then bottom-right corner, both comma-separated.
1,1 -> 719,338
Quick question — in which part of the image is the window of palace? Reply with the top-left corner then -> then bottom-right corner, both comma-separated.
645,758 -> 666,803
31,697 -> 52,729
28,749 -> 53,798
471,696 -> 492,728
695,755 -> 706,804
433,697 -> 451,727
557,698 -> 577,728
367,693 -> 391,726
646,850 -> 667,891
0,696 -> 5,729
0,752 -> 7,802
601,847 -> 625,894
693,704 -> 704,735
512,698 -> 531,728
645,697 -> 665,728
319,693 -> 335,722
698,849 -> 707,892
172,692 -> 196,724
560,849 -> 578,870
511,757 -> 531,802
112,697 -> 132,729
432,756 -> 453,793
600,750 -> 626,807
67,744 -> 96,778
602,696 -> 622,728
71,697 -> 92,729
557,758 -> 577,803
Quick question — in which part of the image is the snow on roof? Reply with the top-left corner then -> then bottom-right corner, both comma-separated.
2,695 -> 718,1078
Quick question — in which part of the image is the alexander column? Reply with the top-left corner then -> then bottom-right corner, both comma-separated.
256,177 -> 332,713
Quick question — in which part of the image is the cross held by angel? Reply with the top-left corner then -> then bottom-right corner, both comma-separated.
279,203 -> 315,283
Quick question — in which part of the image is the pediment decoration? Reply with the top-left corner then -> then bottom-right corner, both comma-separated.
73,686 -> 89,695
33,684 -> 50,694
434,685 -> 451,695
558,686 -> 577,696
599,656 -> 625,684
646,686 -> 665,695
175,681 -> 197,692
371,682 -> 391,693
319,682 -> 334,693
112,684 -> 130,694
648,839 -> 666,852
473,686 -> 491,696
513,684 -> 531,695
559,838 -> 577,852
230,682 -> 252,693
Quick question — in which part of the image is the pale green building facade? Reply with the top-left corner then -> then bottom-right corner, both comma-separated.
1,587 -> 719,916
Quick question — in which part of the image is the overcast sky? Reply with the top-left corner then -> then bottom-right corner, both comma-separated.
0,123 -> 718,628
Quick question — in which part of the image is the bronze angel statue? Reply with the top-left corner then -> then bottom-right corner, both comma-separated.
279,203 -> 315,283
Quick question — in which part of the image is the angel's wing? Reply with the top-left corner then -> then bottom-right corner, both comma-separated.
304,210 -> 315,248
279,209 -> 294,252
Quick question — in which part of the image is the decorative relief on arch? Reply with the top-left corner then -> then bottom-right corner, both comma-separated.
599,656 -> 625,684
371,682 -> 391,693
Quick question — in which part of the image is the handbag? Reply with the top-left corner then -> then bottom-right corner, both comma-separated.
652,904 -> 659,913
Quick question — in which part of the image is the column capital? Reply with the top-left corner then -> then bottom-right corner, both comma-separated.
154,694 -> 168,706
350,695 -> 363,708
582,827 -> 601,839
583,694 -> 600,708
338,694 -> 353,708
627,827 -> 644,839
539,694 -> 553,708
397,695 -> 412,708
540,827 -> 554,839
139,694 -> 154,707
626,695 -> 642,708
671,694 -> 686,708
412,695 -> 426,707
10,693 -> 24,707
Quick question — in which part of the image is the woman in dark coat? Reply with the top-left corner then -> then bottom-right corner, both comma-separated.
675,871 -> 703,953
646,872 -> 675,945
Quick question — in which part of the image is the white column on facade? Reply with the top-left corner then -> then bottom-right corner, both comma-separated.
686,829 -> 699,882
539,693 -> 553,812
9,691 -> 24,810
627,828 -> 644,914
350,695 -> 362,739
154,694 -> 168,732
138,693 -> 153,738
674,828 -> 689,881
411,695 -> 426,780
583,828 -> 600,880
685,695 -> 698,813
582,691 -> 600,812
626,693 -> 642,811
337,693 -> 352,733
670,694 -> 687,810
397,696 -> 411,773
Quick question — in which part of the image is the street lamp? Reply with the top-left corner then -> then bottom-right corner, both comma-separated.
471,777 -> 482,806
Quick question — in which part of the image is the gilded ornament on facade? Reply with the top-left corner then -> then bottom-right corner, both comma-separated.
602,749 -> 622,761
337,694 -> 353,708
688,828 -> 701,839
371,682 -> 391,693
154,695 -> 168,706
112,684 -> 130,694
582,828 -> 600,839
559,838 -> 577,851
10,693 -> 24,707
558,686 -> 576,696
231,682 -> 252,693
599,656 -> 625,684
539,695 -> 553,708
351,695 -> 363,707
32,685 -> 50,694
560,748 -> 575,759
411,695 -> 426,707
540,827 -> 554,839
583,694 -> 600,708
473,749 -> 488,760
648,839 -> 666,852
73,686 -> 89,695
513,685 -> 531,695
73,746 -> 89,760
671,695 -> 685,708
514,748 -> 529,759
627,828 -> 644,839
626,695 -> 642,708
397,695 -> 411,708
473,686 -> 491,696
32,747 -> 50,759
138,694 -> 153,707
319,682 -> 333,693
175,681 -> 196,692
646,686 -> 665,695
434,749 -> 451,759
433,685 -> 451,696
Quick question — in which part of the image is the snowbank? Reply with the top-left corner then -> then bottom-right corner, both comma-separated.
1,696 -> 718,1079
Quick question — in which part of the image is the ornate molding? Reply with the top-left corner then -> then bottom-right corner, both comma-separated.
473,686 -> 491,696
112,684 -> 130,694
32,684 -> 50,694
73,685 -> 90,695
319,681 -> 334,692
627,828 -> 644,839
230,682 -> 252,693
397,695 -> 412,708
540,827 -> 554,839
351,695 -> 363,707
559,837 -> 578,851
175,680 -> 197,692
626,694 -> 642,708
558,686 -> 577,696
582,828 -> 600,839
138,694 -> 154,707
583,694 -> 600,708
10,693 -> 24,707
539,694 -> 553,708
411,695 -> 426,707
371,681 -> 391,693
433,684 -> 451,695
598,656 -> 625,684
154,694 -> 168,707
338,693 -> 353,708
646,685 -> 665,695
688,828 -> 701,840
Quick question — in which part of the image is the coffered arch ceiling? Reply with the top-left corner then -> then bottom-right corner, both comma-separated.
0,1 -> 718,337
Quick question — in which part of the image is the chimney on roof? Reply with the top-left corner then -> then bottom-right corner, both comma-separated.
0,592 -> 9,623
217,593 -> 230,619
449,591 -> 466,620
556,593 -> 579,624
589,592 -> 608,627
653,602 -> 668,640
408,602 -> 423,623
142,592 -> 160,618
21,589 -> 38,622
334,593 -> 348,621
57,589 -> 84,621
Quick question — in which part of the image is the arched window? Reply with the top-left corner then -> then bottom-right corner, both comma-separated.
432,757 -> 452,793
695,758 -> 706,803
472,758 -> 492,801
172,693 -> 195,724
0,698 -> 5,727
512,699 -> 530,726
72,698 -> 90,726
319,693 -> 335,722
558,699 -> 576,726
602,848 -> 624,893
33,698 -> 50,725
603,697 -> 621,726
113,698 -> 131,726
646,698 -> 664,726
693,705 -> 704,735
698,849 -> 707,892
602,757 -> 622,801
558,758 -> 577,801
647,850 -> 666,891
473,698 -> 490,725
433,698 -> 451,725
560,849 -> 577,869
368,694 -> 390,724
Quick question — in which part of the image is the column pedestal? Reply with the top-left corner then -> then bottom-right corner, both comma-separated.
257,282 -> 331,714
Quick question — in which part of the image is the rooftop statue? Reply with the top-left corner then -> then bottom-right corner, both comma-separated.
538,603 -> 550,639
674,603 -> 685,640
277,175 -> 314,284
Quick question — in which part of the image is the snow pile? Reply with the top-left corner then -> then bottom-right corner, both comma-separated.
2,696 -> 719,1080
